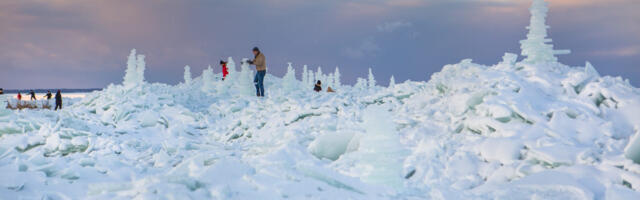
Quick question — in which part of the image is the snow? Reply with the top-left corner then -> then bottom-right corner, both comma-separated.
1,0 -> 640,199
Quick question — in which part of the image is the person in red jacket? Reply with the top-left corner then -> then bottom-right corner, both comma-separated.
220,60 -> 229,80
17,92 -> 22,101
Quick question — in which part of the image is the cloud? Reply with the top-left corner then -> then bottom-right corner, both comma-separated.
343,37 -> 381,59
377,21 -> 413,33
588,46 -> 640,57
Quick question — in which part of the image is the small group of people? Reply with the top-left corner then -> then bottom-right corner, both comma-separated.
313,80 -> 335,93
221,47 -> 334,97
16,90 -> 63,110
218,47 -> 267,97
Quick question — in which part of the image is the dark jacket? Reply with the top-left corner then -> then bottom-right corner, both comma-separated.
55,92 -> 62,103
314,84 -> 322,92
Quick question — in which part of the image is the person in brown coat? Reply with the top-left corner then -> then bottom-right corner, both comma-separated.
248,47 -> 267,97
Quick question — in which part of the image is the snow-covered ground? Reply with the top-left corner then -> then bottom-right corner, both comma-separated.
1,0 -> 640,199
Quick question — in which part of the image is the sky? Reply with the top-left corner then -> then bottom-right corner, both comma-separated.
1,0 -> 639,89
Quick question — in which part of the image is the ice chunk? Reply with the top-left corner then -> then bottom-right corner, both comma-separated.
138,110 -> 159,127
352,105 -> 406,188
500,53 -> 518,66
478,138 -> 523,164
606,184 -> 640,200
624,129 -> 640,164
528,144 -> 583,167
308,131 -> 355,161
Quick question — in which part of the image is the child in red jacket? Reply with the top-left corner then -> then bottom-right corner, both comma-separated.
220,60 -> 229,80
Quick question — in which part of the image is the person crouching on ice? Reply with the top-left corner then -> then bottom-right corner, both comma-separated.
314,80 -> 322,92
220,60 -> 229,80
247,47 -> 267,97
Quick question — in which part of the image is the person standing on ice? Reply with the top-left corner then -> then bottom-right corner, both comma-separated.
247,47 -> 267,97
17,92 -> 22,101
29,90 -> 37,101
54,90 -> 62,110
220,60 -> 229,80
44,91 -> 52,100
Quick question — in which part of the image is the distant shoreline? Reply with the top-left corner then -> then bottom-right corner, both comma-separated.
1,88 -> 102,94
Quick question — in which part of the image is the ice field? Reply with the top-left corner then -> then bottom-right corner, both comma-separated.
1,0 -> 640,199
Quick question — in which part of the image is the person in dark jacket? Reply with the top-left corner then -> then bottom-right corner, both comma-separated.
55,90 -> 62,110
30,90 -> 37,101
247,47 -> 267,97
220,60 -> 229,80
314,80 -> 322,92
44,91 -> 52,100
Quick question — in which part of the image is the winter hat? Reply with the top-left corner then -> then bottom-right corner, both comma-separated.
252,47 -> 260,52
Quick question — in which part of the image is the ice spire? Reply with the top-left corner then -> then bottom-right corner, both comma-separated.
316,67 -> 323,83
334,67 -> 341,88
201,65 -> 214,92
519,0 -> 570,64
389,75 -> 395,88
123,49 -> 138,88
282,62 -> 297,92
136,54 -> 146,84
123,49 -> 146,89
308,71 -> 315,86
368,68 -> 376,89
183,65 -> 192,85
238,58 -> 255,96
302,65 -> 308,86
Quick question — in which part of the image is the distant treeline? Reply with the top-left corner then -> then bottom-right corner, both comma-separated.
2,88 -> 102,94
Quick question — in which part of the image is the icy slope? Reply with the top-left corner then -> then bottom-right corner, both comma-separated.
2,0 -> 640,198
1,51 -> 639,199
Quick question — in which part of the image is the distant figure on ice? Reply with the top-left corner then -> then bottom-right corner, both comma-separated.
220,60 -> 229,80
314,80 -> 322,92
29,90 -> 37,101
247,47 -> 267,97
17,92 -> 22,101
0,88 -> 3,94
327,87 -> 335,93
44,90 -> 52,100
55,90 -> 62,110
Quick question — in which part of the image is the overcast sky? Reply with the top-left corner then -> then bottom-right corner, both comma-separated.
1,0 -> 638,89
